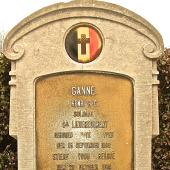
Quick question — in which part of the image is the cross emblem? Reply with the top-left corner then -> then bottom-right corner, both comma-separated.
78,34 -> 90,55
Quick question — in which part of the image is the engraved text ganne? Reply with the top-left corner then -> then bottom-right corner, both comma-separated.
71,86 -> 96,96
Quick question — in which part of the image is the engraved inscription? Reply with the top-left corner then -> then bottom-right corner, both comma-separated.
71,86 -> 96,96
36,73 -> 133,170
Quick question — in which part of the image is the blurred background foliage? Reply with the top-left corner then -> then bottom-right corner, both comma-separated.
152,49 -> 170,170
0,50 -> 17,170
0,35 -> 169,169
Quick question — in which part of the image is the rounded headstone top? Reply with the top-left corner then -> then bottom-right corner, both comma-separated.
3,0 -> 164,60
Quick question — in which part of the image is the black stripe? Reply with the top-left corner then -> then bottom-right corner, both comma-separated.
65,29 -> 78,61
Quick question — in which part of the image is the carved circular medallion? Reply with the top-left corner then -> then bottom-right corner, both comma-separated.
65,24 -> 103,63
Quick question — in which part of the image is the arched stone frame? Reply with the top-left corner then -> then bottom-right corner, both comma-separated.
2,1 -> 164,169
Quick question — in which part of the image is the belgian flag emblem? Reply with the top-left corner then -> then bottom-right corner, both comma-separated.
65,25 -> 102,63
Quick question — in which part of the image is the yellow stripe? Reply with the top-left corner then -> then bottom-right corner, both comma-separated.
77,27 -> 90,62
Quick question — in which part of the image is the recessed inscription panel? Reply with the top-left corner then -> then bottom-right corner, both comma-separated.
36,73 -> 133,170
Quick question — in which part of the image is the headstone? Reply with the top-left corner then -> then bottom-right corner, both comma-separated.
3,0 -> 164,170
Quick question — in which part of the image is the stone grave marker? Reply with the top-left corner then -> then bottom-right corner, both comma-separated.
3,0 -> 164,169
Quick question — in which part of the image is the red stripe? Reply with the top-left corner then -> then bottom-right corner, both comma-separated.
89,28 -> 101,60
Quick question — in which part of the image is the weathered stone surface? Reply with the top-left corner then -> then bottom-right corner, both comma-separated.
2,0 -> 164,169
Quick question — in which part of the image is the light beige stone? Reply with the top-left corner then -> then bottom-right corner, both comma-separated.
2,0 -> 164,169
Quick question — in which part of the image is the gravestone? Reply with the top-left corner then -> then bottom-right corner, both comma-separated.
2,0 -> 164,170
